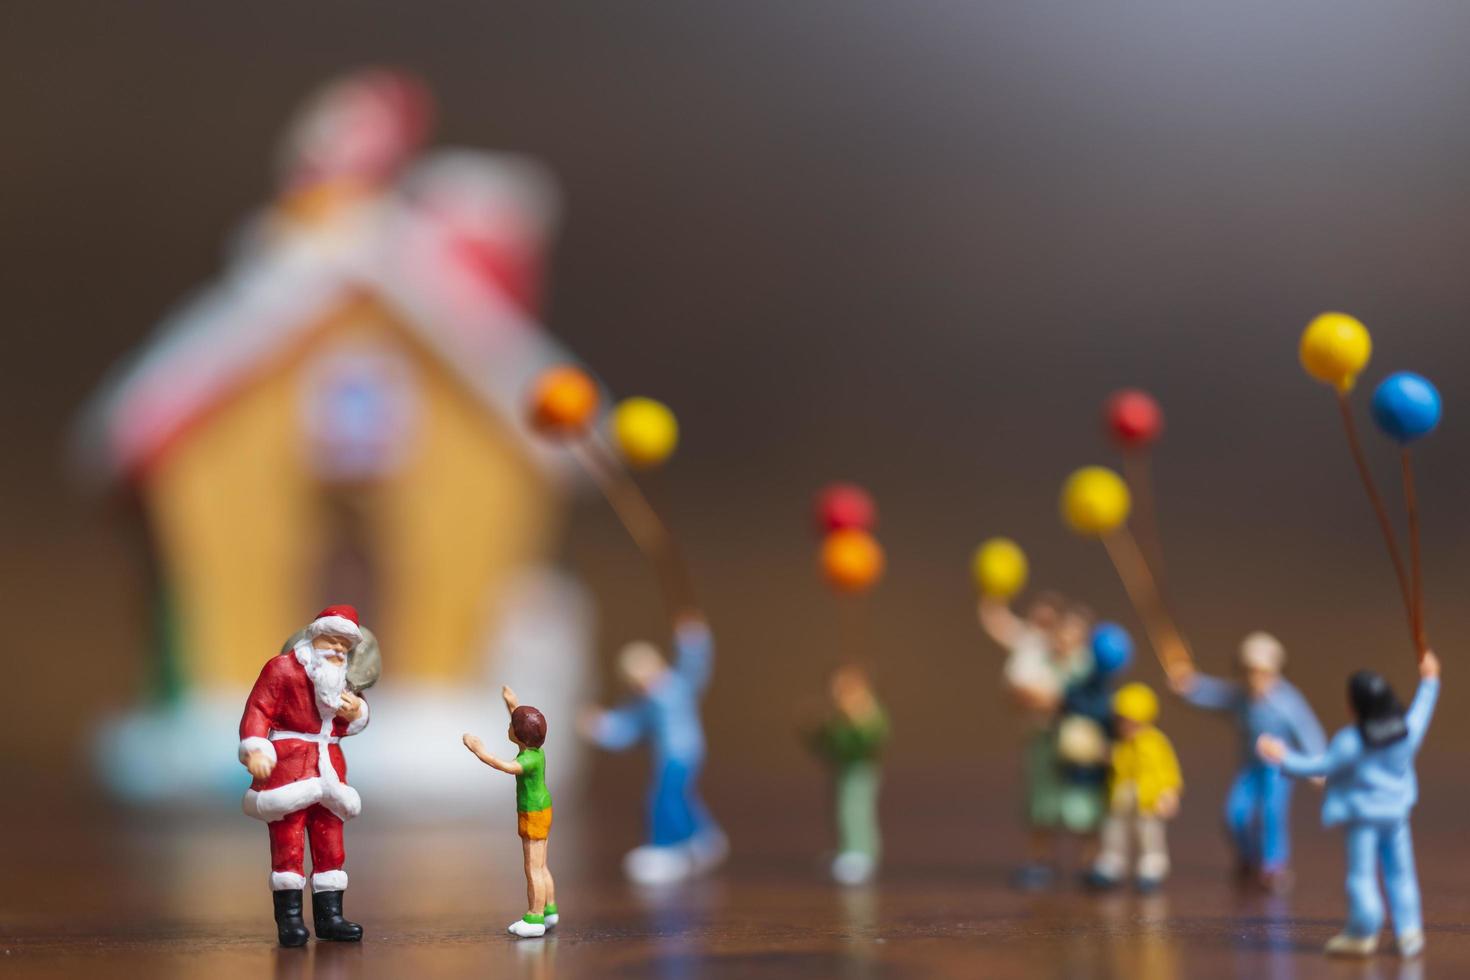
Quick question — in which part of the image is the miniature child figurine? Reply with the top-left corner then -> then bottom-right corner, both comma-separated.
462,686 -> 559,938
978,593 -> 1097,889
238,605 -> 370,947
806,664 -> 889,885
1170,632 -> 1325,891
1257,652 -> 1440,959
1088,683 -> 1181,892
581,610 -> 727,885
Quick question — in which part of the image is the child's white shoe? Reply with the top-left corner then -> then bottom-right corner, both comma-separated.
1397,929 -> 1425,958
1324,932 -> 1378,957
624,845 -> 693,885
686,828 -> 730,874
507,916 -> 546,938
831,851 -> 876,885
544,905 -> 560,929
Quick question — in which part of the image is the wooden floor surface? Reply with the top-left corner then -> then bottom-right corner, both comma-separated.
6,773 -> 1470,980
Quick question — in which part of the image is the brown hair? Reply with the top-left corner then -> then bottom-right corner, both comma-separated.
511,705 -> 547,748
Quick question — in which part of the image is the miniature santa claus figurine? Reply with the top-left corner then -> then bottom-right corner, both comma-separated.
239,605 -> 371,946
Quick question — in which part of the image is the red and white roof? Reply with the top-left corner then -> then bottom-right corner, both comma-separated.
75,148 -> 580,485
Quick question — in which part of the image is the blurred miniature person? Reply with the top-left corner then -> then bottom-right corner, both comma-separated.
1170,632 -> 1325,891
238,605 -> 370,947
1089,683 -> 1182,893
978,594 -> 1096,888
1257,652 -> 1439,958
463,686 -> 559,938
581,610 -> 726,885
806,665 -> 890,885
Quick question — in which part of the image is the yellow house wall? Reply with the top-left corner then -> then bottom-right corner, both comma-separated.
142,294 -> 558,689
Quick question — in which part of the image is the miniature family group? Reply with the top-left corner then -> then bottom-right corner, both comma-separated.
977,584 -> 1440,962
962,310 -> 1444,959
236,312 -> 1443,959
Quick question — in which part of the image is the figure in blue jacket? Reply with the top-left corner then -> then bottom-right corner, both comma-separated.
1170,632 -> 1325,890
581,611 -> 727,885
1257,651 -> 1440,959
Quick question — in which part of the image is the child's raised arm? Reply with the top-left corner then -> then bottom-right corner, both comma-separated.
462,733 -> 524,774
977,597 -> 1022,649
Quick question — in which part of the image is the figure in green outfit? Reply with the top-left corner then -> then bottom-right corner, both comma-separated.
808,665 -> 889,885
978,592 -> 1099,889
463,685 -> 559,938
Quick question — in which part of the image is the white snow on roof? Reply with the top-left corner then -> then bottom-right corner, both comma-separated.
74,150 -> 584,486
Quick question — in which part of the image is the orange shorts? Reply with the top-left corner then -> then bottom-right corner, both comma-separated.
518,807 -> 553,840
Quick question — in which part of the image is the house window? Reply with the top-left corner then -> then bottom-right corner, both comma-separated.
300,344 -> 420,482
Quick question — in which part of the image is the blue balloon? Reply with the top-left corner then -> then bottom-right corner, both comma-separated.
1090,622 -> 1133,676
1372,372 -> 1442,443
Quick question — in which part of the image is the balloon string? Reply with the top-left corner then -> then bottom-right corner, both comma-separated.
1101,527 -> 1193,678
1122,447 -> 1169,594
837,592 -> 867,667
1401,449 -> 1428,659
1334,392 -> 1415,646
572,439 -> 696,620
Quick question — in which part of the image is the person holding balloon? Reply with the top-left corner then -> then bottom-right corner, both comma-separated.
1088,681 -> 1182,894
1168,635 -> 1324,891
1256,651 -> 1440,958
530,367 -> 727,885
808,484 -> 889,885
973,539 -> 1102,888
580,613 -> 726,885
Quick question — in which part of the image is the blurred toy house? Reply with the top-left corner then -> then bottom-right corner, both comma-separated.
75,70 -> 594,811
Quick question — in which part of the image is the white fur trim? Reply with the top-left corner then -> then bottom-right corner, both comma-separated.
312,870 -> 349,892
343,698 -> 370,736
242,778 -> 362,822
243,779 -> 324,822
307,615 -> 362,641
271,871 -> 306,891
323,781 -> 362,820
239,736 -> 277,766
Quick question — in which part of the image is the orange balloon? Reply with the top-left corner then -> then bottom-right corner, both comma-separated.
820,529 -> 885,594
529,366 -> 598,435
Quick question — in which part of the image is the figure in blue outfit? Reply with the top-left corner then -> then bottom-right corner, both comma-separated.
1169,632 -> 1324,891
1257,651 -> 1439,959
581,610 -> 727,885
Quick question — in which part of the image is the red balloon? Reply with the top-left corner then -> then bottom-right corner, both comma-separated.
813,483 -> 876,534
1104,389 -> 1164,447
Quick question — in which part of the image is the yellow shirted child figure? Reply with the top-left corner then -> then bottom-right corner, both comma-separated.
1088,682 -> 1182,893
463,686 -> 558,938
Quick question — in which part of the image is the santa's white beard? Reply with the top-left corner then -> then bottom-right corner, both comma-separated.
297,640 -> 349,716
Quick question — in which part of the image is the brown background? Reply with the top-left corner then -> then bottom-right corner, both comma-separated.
4,3 -> 1470,974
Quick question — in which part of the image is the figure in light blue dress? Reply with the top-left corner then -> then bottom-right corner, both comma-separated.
1257,651 -> 1440,959
1171,632 -> 1324,890
582,612 -> 727,885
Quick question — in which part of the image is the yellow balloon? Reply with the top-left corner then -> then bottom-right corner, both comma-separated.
1300,312 -> 1371,392
1060,466 -> 1131,536
972,538 -> 1028,598
612,397 -> 679,468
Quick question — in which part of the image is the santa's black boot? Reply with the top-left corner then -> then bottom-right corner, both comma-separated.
312,890 -> 364,942
273,890 -> 310,947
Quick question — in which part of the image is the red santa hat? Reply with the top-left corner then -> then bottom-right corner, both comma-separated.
306,604 -> 363,642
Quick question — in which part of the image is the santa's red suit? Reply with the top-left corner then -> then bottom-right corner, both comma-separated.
239,607 -> 370,893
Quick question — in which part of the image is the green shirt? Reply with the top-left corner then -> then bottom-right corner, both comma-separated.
812,706 -> 890,767
515,747 -> 552,813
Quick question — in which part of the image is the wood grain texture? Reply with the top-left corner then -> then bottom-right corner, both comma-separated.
7,765 -> 1470,979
